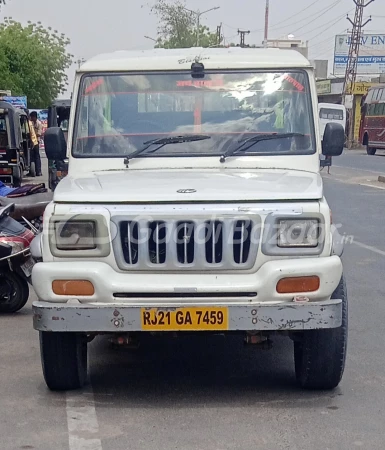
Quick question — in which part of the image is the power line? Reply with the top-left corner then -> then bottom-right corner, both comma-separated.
249,0 -> 342,34
290,0 -> 343,34
307,12 -> 353,41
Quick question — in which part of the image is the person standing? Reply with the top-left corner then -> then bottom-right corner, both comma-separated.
29,111 -> 42,176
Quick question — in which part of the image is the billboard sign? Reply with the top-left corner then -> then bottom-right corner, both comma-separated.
334,34 -> 385,75
0,96 -> 27,109
316,79 -> 331,95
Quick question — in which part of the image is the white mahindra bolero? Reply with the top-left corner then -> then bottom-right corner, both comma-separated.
33,48 -> 347,391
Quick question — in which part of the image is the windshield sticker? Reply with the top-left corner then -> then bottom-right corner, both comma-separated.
283,74 -> 304,92
85,78 -> 105,94
176,79 -> 224,88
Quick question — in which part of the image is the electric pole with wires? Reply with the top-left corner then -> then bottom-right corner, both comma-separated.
216,24 -> 222,46
238,29 -> 250,48
342,0 -> 374,148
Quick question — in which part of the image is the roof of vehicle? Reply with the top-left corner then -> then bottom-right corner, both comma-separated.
0,101 -> 27,116
52,99 -> 72,108
318,103 -> 346,110
79,48 -> 312,73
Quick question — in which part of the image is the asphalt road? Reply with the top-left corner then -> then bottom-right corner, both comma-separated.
334,148 -> 385,175
1,153 -> 385,450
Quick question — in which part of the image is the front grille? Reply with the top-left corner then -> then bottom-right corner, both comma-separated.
114,217 -> 260,271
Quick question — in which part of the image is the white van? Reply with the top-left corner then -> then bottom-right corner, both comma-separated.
318,103 -> 346,141
33,48 -> 347,392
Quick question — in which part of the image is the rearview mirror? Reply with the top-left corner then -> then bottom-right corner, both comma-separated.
322,122 -> 345,157
44,127 -> 67,161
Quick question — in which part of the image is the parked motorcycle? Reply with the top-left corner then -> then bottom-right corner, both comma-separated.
0,192 -> 52,313
0,203 -> 35,312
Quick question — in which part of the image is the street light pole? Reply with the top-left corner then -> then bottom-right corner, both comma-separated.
181,6 -> 220,46
144,35 -> 157,42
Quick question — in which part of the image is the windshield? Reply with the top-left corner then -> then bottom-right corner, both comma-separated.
319,108 -> 344,121
73,71 -> 315,158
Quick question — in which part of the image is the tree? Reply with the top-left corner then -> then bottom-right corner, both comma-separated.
0,18 -> 73,108
151,0 -> 221,49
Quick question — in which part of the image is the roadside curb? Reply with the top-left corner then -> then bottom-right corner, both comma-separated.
378,176 -> 385,184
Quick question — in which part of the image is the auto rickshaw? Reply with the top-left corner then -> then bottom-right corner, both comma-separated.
0,101 -> 34,187
47,99 -> 71,191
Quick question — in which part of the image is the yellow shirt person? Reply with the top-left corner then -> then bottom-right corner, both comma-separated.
29,120 -> 38,147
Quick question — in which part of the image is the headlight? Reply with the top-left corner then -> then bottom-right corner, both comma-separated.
55,220 -> 96,251
8,241 -> 26,254
278,219 -> 319,248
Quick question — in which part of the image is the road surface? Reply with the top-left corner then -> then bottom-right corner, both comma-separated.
0,152 -> 385,450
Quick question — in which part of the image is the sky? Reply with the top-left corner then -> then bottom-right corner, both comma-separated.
2,0 -> 385,97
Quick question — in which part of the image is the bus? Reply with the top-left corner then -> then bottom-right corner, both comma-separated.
318,103 -> 346,142
360,85 -> 385,155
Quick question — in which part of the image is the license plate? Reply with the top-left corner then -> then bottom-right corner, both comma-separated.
21,257 -> 35,277
141,307 -> 228,331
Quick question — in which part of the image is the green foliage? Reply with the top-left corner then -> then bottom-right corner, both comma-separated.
151,0 -> 221,49
0,18 -> 73,108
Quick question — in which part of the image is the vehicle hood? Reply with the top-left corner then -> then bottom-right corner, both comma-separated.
54,169 -> 323,203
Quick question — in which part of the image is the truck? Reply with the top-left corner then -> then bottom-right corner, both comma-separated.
32,48 -> 347,391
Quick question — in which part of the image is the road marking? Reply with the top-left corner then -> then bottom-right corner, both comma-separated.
66,387 -> 103,450
359,183 -> 385,191
353,241 -> 385,257
333,165 -> 385,176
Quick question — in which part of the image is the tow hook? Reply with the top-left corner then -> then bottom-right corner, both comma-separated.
109,334 -> 140,349
244,333 -> 273,349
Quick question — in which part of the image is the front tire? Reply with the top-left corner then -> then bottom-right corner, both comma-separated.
29,161 -> 36,177
294,275 -> 348,390
40,332 -> 88,391
0,272 -> 29,313
367,145 -> 377,155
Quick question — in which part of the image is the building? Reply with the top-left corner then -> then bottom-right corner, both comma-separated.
267,37 -> 308,58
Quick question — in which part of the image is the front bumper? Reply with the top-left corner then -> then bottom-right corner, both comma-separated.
33,300 -> 342,332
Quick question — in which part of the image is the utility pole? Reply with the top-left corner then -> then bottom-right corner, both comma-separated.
216,24 -> 222,47
343,0 -> 374,148
238,29 -> 250,48
263,0 -> 270,48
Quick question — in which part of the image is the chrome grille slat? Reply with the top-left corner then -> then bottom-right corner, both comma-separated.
184,222 -> 188,264
156,222 -> 160,265
240,221 -> 245,264
127,222 -> 133,265
211,221 -> 216,263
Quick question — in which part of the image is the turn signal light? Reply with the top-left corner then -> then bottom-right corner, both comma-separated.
276,276 -> 320,294
52,280 -> 95,296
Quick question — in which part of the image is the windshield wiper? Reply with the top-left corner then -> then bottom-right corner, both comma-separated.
219,133 -> 305,163
124,134 -> 211,165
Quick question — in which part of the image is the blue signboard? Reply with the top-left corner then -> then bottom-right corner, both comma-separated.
0,96 -> 28,109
